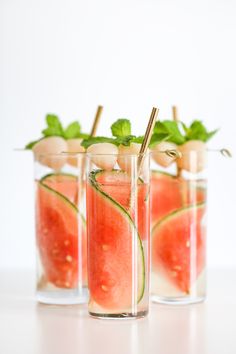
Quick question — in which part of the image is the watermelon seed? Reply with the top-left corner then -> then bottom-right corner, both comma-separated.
66,255 -> 73,262
186,241 -> 190,248
64,240 -> 70,246
102,245 -> 109,251
173,265 -> 182,271
101,285 -> 108,292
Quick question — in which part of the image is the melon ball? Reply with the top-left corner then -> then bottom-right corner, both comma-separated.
33,137 -> 68,170
87,143 -> 118,171
152,141 -> 178,167
117,143 -> 149,174
67,138 -> 85,167
177,140 -> 207,173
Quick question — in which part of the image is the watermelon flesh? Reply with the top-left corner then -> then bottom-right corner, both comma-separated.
87,171 -> 145,311
151,171 -> 207,294
151,171 -> 207,225
95,170 -> 150,241
152,204 -> 206,293
41,173 -> 78,205
151,172 -> 183,224
36,182 -> 87,289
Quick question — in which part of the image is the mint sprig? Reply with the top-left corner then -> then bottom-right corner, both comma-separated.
183,120 -> 218,142
153,119 -> 218,145
25,114 -> 88,149
82,118 -> 169,149
153,121 -> 185,145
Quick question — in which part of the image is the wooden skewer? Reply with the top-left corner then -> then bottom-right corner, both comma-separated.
138,107 -> 159,174
90,105 -> 103,137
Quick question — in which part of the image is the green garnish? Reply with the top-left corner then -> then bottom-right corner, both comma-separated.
81,136 -> 117,149
111,119 -> 131,137
41,114 -> 64,137
152,119 -> 218,146
25,114 -> 88,149
25,139 -> 42,150
82,118 -> 169,149
182,120 -> 218,142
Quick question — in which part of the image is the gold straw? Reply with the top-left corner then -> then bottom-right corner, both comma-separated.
138,107 -> 159,174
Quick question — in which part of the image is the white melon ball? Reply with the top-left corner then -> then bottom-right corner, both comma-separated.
33,137 -> 67,170
118,143 -> 149,174
152,141 -> 178,167
87,143 -> 118,171
67,138 -> 85,167
177,140 -> 207,173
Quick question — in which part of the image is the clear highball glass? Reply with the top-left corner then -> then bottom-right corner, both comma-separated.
151,149 -> 207,304
86,152 -> 150,318
34,152 -> 88,304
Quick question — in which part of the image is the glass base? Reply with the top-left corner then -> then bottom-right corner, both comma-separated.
89,309 -> 148,320
36,287 -> 88,305
151,294 -> 205,305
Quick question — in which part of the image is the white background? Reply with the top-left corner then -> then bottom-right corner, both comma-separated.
0,0 -> 235,269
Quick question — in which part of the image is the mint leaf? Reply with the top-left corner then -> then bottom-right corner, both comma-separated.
185,120 -> 218,142
81,136 -> 117,149
64,121 -> 81,139
149,133 -> 170,147
42,114 -> 64,137
154,121 -> 186,145
111,119 -> 131,137
25,139 -> 40,149
206,129 -> 218,141
132,136 -> 144,144
77,133 -> 90,139
115,135 -> 136,146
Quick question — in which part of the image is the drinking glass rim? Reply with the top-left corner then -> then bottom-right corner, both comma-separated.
86,151 -> 150,158
33,151 -> 86,158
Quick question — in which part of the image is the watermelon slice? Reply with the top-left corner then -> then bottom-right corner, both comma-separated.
36,182 -> 87,288
151,171 -> 207,225
41,173 -> 78,205
87,171 -> 145,310
152,203 -> 206,293
151,171 -> 183,224
94,170 -> 149,240
183,180 -> 207,206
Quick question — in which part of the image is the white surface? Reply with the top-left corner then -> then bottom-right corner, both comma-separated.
0,269 -> 236,354
0,0 -> 236,269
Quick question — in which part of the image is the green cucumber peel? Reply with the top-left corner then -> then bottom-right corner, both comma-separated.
39,178 -> 86,226
152,202 -> 205,234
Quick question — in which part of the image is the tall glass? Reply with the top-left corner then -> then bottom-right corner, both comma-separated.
34,152 -> 87,304
86,152 -> 150,318
151,149 -> 207,304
